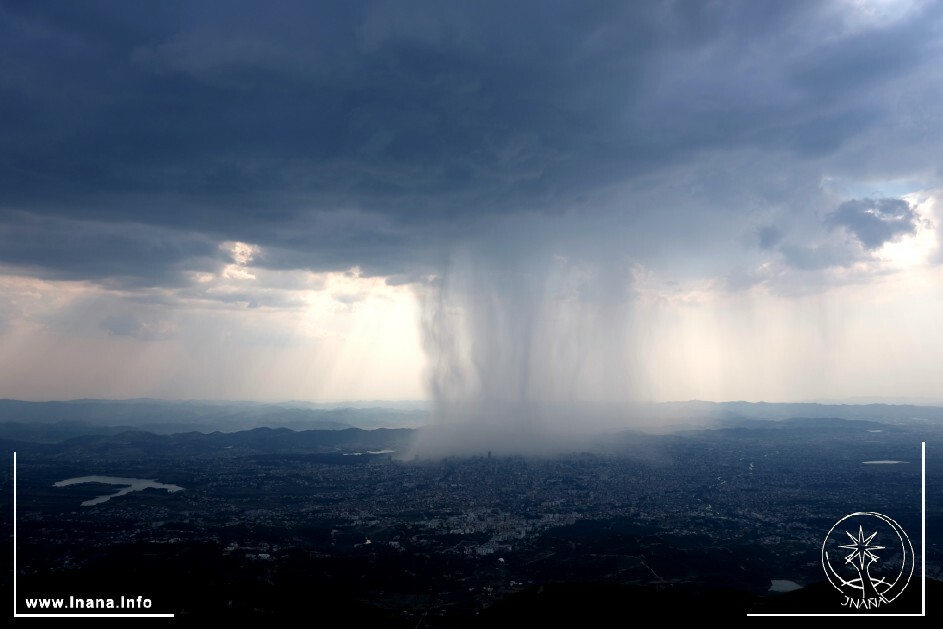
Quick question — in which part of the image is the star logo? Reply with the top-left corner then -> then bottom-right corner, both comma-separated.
838,525 -> 884,572
821,512 -> 913,610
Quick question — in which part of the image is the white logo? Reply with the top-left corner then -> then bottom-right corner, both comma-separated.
821,511 -> 914,610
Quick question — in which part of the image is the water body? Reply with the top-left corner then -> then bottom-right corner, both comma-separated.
768,580 -> 802,593
343,449 -> 396,456
862,460 -> 908,465
54,476 -> 184,506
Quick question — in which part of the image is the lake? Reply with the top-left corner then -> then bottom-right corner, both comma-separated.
54,475 -> 184,506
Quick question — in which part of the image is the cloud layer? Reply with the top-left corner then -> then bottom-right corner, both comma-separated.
1,1 -> 942,403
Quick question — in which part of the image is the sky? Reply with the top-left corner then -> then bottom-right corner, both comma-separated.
1,0 -> 942,406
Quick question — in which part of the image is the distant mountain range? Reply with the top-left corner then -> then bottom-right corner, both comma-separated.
625,400 -> 943,429
0,398 -> 430,440
0,425 -> 415,458
0,399 -> 939,460
0,398 -> 940,447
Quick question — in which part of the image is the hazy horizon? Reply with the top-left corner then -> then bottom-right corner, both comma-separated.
5,395 -> 943,406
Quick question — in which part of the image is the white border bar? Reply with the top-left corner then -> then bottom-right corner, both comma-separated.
11,442 -> 927,619
748,441 -> 926,617
12,451 -> 175,619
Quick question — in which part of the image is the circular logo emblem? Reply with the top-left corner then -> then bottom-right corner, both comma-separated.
821,512 -> 914,609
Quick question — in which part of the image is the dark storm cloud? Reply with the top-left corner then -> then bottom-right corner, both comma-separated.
1,0 -> 942,287
0,211 -> 218,288
826,197 -> 922,250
